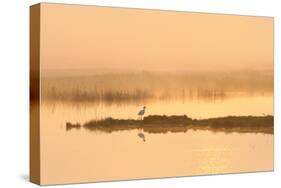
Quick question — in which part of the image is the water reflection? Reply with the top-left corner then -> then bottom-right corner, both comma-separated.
137,133 -> 146,142
42,93 -> 273,121
40,99 -> 274,184
40,126 -> 273,184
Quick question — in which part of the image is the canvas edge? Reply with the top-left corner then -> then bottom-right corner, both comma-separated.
30,3 -> 41,185
38,2 -> 274,19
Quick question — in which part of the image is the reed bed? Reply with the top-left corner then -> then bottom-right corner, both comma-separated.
41,70 -> 273,103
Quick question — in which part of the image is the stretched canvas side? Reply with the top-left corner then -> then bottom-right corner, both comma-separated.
30,3 -> 41,185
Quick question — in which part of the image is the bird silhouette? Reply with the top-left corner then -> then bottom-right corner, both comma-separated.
138,106 -> 146,120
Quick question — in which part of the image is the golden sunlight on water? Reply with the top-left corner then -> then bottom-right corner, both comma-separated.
40,94 -> 273,184
40,126 -> 273,184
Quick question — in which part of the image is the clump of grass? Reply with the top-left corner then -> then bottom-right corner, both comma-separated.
66,122 -> 81,131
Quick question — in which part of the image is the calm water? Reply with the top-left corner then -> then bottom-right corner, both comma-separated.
40,94 -> 273,185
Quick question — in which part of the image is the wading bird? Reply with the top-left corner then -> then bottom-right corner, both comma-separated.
138,106 -> 146,120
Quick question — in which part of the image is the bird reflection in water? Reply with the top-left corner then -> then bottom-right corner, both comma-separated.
138,132 -> 146,142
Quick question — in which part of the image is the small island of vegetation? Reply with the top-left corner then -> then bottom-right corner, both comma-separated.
66,115 -> 273,134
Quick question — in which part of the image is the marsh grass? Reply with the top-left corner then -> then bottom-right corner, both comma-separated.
66,115 -> 273,134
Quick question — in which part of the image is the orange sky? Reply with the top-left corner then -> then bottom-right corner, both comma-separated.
40,3 -> 273,72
